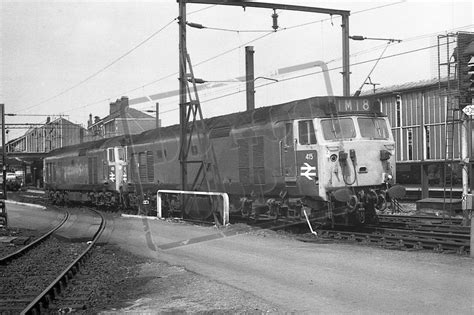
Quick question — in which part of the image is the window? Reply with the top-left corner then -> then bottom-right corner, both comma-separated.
108,148 -> 115,162
425,126 -> 431,159
395,95 -> 401,127
321,118 -> 356,140
407,128 -> 413,160
358,117 -> 390,139
298,120 -> 317,145
104,121 -> 116,135
117,147 -> 126,161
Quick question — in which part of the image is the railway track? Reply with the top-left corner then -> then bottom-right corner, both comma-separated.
0,208 -> 106,314
297,215 -> 470,255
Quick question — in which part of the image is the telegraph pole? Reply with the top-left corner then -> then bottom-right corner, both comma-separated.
178,0 -> 188,191
0,103 -> 7,227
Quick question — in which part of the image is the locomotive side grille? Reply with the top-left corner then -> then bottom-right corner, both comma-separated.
131,153 -> 138,181
238,137 -> 266,185
146,151 -> 154,182
139,152 -> 147,182
252,137 -> 265,184
238,139 -> 250,184
88,157 -> 98,184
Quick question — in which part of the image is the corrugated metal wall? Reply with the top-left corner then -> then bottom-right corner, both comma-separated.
380,86 -> 465,163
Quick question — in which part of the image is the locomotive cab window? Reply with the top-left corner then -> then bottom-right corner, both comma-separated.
298,120 -> 317,145
358,117 -> 390,139
117,147 -> 126,161
321,117 -> 356,140
108,148 -> 115,162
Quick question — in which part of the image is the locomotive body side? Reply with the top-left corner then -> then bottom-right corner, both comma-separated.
43,95 -> 404,225
44,140 -> 128,206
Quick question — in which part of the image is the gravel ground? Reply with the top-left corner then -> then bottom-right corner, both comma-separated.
3,191 -> 278,313
2,225 -> 276,313
0,226 -> 44,257
52,244 -> 277,314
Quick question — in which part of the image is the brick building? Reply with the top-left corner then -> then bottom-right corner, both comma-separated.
86,96 -> 157,141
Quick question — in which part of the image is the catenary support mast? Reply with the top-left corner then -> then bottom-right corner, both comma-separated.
178,1 -> 351,191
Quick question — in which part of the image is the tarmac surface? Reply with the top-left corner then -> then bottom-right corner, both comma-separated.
104,213 -> 474,314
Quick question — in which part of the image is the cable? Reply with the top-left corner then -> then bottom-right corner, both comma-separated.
178,41 -> 459,108
72,15 -> 472,116
32,3 -> 471,118
354,43 -> 392,96
15,18 -> 178,114
14,5 -> 217,115
59,31 -> 275,115
68,37 -> 461,121
281,1 -> 407,32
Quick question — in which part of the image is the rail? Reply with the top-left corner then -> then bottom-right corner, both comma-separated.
157,190 -> 229,225
0,211 -> 69,265
21,208 -> 106,314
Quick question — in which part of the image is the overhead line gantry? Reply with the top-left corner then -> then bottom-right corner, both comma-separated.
178,0 -> 351,192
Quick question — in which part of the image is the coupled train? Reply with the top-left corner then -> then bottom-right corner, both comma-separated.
44,96 -> 405,225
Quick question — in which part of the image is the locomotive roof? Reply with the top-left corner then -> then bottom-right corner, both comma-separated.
46,95 -> 384,153
45,138 -> 110,157
132,95 -> 383,145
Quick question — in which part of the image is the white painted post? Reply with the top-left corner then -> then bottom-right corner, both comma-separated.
156,190 -> 229,225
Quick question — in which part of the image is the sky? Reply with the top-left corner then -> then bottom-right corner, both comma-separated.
1,0 -> 473,140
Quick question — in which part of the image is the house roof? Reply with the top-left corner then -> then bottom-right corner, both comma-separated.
361,77 -> 441,96
89,107 -> 154,128
6,117 -> 84,146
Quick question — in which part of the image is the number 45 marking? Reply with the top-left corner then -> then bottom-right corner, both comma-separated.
306,153 -> 314,160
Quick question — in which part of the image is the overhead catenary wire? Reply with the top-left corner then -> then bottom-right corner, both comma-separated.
14,4 -> 219,115
61,31 -> 276,114
66,34 -> 462,120
15,1 -> 471,125
15,18 -> 177,114
138,40 -> 459,118
69,24 -> 474,117
177,37 -> 458,103
17,1 -> 407,116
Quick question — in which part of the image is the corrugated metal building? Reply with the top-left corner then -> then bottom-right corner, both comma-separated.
367,78 -> 473,196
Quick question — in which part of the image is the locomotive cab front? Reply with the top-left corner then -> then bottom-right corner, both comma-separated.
105,146 -> 128,192
278,97 -> 405,225
314,100 -> 405,224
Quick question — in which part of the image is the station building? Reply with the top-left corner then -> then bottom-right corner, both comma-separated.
4,96 -> 157,187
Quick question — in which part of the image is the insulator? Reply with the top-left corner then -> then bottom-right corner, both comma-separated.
187,22 -> 204,29
272,10 -> 278,31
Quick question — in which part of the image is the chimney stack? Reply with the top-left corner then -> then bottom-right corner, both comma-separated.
120,96 -> 129,112
245,46 -> 255,111
110,101 -> 118,114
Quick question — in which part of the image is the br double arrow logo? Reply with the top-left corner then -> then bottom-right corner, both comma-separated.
300,163 -> 316,180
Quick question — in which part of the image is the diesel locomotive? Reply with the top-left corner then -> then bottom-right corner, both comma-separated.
44,96 -> 405,225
